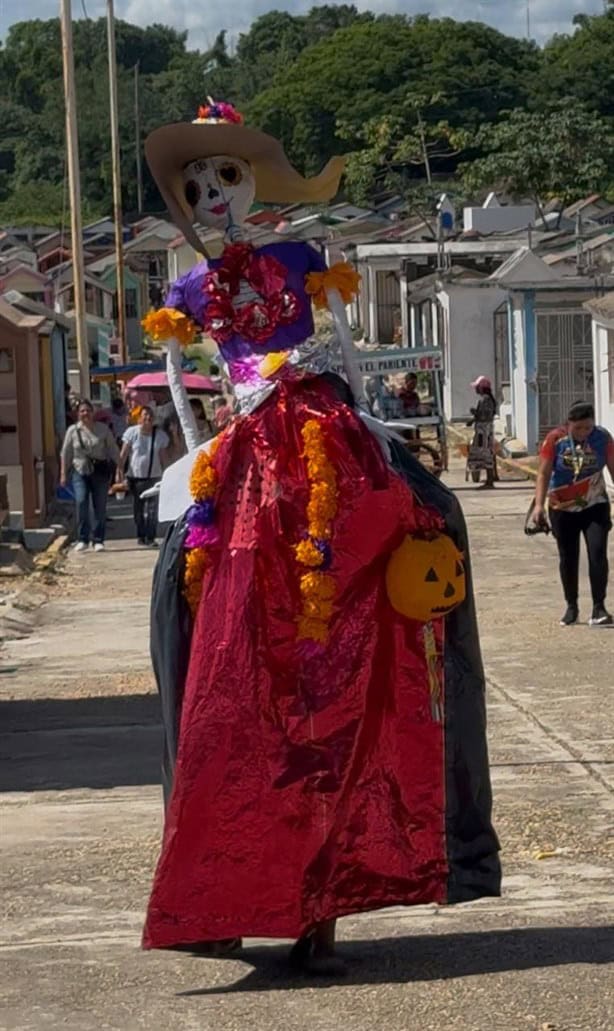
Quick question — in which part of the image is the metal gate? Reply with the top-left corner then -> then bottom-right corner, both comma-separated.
375,270 -> 401,345
536,311 -> 594,437
493,304 -> 510,399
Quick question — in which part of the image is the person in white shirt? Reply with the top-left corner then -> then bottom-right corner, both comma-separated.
118,406 -> 169,547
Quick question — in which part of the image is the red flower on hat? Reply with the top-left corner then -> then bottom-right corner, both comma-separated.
197,101 -> 244,125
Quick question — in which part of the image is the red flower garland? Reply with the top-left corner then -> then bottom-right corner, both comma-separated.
202,243 -> 301,345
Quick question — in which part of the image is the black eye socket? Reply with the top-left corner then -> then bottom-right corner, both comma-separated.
425,567 -> 439,583
185,180 -> 201,207
455,560 -> 464,577
218,162 -> 242,186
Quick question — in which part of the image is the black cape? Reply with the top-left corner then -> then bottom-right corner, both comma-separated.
151,401 -> 500,903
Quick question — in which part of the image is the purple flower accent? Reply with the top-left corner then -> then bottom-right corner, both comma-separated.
298,534 -> 332,570
228,356 -> 266,385
185,524 -> 220,549
297,639 -> 326,661
313,538 -> 332,571
187,500 -> 215,527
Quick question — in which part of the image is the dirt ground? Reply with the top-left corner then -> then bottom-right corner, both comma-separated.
1,465 -> 612,1031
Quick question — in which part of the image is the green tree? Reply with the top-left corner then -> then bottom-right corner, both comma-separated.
248,15 -> 538,175
1,10 -> 612,227
204,6 -> 368,106
0,18 -> 202,218
0,181 -> 102,226
461,102 -> 614,218
341,93 -> 470,201
539,9 -> 614,119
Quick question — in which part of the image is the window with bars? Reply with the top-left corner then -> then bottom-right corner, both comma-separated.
536,311 -> 594,436
493,304 -> 510,396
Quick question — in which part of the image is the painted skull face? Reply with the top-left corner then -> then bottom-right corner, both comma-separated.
182,155 -> 255,233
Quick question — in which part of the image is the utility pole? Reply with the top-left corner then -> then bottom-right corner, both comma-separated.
134,61 -> 144,215
526,0 -> 531,39
107,0 -> 127,364
60,0 -> 89,398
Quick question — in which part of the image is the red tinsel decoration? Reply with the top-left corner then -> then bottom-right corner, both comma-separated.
202,243 -> 301,345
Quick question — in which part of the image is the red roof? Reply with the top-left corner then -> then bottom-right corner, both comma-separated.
246,211 -> 283,226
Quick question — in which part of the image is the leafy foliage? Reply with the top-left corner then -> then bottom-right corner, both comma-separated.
0,7 -> 612,225
461,102 -> 614,209
540,8 -> 614,120
340,92 -> 471,204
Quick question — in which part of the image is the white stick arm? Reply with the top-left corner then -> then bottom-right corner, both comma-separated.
166,337 -> 200,452
326,287 -> 367,409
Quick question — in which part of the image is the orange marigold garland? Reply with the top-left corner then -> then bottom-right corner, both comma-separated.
295,419 -> 338,646
304,262 -> 361,310
142,306 -> 198,346
182,438 -> 221,616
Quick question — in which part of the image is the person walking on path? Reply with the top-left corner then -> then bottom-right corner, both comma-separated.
118,406 -> 169,547
110,397 -> 128,447
467,376 -> 498,488
60,399 -> 119,553
533,401 -> 614,628
189,397 -> 214,443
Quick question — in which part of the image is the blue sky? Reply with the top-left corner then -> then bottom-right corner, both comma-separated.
0,1 -> 606,50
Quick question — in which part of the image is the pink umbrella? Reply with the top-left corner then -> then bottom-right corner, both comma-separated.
129,371 -> 219,393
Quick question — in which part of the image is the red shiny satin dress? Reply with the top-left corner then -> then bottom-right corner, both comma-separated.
143,378 -> 447,948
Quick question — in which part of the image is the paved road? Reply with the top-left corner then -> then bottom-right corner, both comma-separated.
1,466 -> 612,1031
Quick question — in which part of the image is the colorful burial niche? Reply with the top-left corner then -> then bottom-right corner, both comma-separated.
386,533 -> 466,623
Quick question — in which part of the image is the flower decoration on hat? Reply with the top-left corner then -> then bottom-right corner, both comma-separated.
194,100 -> 244,125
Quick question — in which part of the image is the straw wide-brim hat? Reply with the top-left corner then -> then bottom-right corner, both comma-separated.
145,119 -> 346,254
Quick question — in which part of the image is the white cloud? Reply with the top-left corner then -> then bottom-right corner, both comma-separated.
0,0 -> 606,50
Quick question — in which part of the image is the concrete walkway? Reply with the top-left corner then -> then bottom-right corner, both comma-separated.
1,467 -> 612,1031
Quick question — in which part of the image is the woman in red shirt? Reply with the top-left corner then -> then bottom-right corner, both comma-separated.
533,401 -> 614,627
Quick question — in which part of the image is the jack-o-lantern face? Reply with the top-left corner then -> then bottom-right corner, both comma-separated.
386,534 -> 466,623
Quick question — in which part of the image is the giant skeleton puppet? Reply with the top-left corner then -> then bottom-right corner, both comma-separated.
142,101 -> 500,972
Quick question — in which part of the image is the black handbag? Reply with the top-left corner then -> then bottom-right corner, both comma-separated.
76,427 -> 112,478
524,498 -> 551,536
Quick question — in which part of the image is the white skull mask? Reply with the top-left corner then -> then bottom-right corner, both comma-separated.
182,155 -> 255,235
